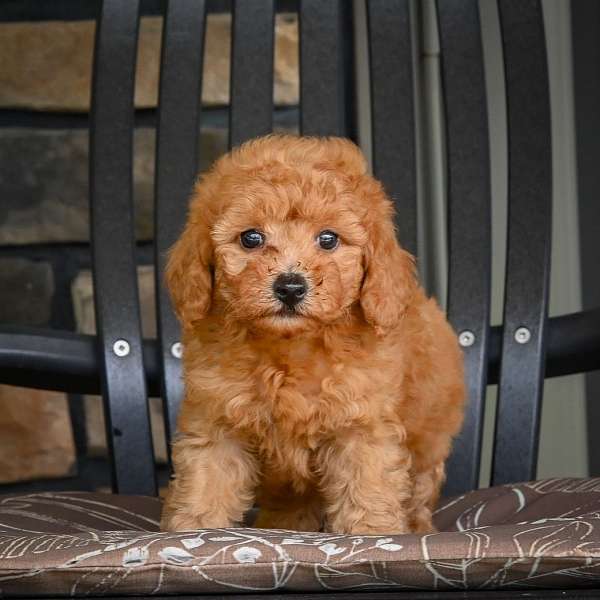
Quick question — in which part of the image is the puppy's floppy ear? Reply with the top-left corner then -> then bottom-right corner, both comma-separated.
360,200 -> 418,336
166,212 -> 213,330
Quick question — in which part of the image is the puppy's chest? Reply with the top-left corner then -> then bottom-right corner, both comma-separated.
249,345 -> 376,443
257,347 -> 331,424
251,355 -> 329,476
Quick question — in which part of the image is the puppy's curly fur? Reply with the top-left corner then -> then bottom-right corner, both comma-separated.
161,135 -> 465,534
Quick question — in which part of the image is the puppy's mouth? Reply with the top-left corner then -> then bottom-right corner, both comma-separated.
276,306 -> 301,318
261,304 -> 312,324
249,304 -> 320,335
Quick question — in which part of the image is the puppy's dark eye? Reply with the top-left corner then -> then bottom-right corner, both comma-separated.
240,229 -> 265,249
317,230 -> 339,250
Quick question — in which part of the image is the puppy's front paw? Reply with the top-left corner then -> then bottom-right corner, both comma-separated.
410,517 -> 437,534
325,517 -> 411,536
160,510 -> 234,532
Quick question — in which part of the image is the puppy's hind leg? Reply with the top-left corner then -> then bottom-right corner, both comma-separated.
408,461 -> 446,533
161,434 -> 258,531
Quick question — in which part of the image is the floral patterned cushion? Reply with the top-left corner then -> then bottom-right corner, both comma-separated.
1,478 -> 600,596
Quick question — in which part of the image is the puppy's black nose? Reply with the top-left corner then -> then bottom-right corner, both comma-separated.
273,273 -> 307,308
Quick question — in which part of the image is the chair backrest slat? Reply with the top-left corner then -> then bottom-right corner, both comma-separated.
492,0 -> 552,485
155,0 -> 207,454
438,0 -> 491,495
90,0 -> 156,495
229,0 -> 275,148
299,0 -> 349,137
366,0 -> 417,255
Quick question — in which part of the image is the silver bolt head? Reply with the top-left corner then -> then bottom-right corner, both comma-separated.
171,341 -> 183,359
514,326 -> 532,344
458,330 -> 476,347
112,339 -> 130,357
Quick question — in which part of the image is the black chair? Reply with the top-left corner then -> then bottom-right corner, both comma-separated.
1,0 -> 600,597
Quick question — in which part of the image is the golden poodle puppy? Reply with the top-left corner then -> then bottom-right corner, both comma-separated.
161,135 -> 465,535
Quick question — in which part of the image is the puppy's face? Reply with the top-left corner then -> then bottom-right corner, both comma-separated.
167,135 -> 417,336
211,175 -> 368,334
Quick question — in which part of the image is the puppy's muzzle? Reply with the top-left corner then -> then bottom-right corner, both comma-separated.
273,273 -> 307,309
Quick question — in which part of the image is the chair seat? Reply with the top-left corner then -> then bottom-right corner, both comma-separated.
1,477 -> 600,596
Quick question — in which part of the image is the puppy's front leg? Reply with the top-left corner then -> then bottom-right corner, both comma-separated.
161,433 -> 257,531
318,430 -> 412,534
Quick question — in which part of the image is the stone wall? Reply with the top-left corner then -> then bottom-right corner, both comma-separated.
0,12 -> 298,485
0,14 -> 298,111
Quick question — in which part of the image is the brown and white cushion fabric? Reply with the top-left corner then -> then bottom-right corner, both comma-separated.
1,478 -> 600,596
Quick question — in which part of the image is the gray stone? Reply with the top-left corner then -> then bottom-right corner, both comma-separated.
0,127 -> 229,245
0,129 -> 89,244
199,126 -> 228,173
0,258 -> 54,325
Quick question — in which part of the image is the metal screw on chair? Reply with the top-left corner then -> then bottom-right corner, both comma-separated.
112,339 -> 131,357
514,327 -> 531,344
458,330 -> 476,348
171,341 -> 183,359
